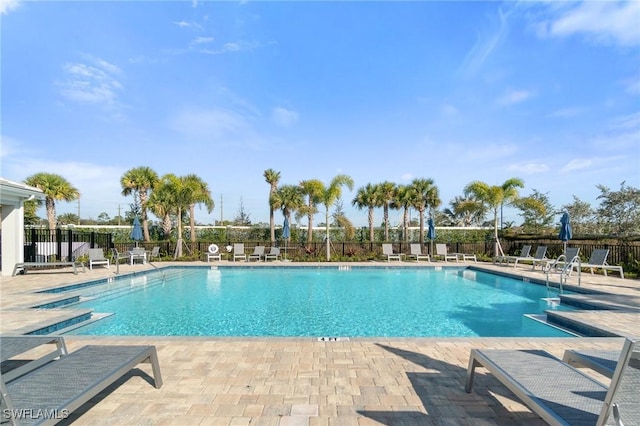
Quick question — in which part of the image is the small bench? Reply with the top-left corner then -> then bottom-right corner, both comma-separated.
12,261 -> 85,276
1,345 -> 163,425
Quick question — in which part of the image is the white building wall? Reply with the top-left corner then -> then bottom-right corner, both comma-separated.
1,201 -> 24,276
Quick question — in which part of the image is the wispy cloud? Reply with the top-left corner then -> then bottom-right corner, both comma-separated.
173,20 -> 202,30
508,162 -> 549,174
56,56 -> 124,111
169,107 -> 255,142
198,40 -> 270,55
458,7 -> 511,77
191,36 -> 214,45
271,107 -> 299,127
496,89 -> 535,106
0,0 -> 20,15
561,158 -> 592,173
534,1 -> 640,46
548,107 -> 584,118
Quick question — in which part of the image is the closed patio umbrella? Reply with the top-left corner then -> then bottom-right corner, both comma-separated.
427,217 -> 437,256
559,212 -> 572,254
282,217 -> 290,261
130,216 -> 143,247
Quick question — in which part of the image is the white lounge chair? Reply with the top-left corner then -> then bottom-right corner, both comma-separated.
248,246 -> 265,262
512,245 -> 547,268
534,247 -> 580,272
206,244 -> 221,262
265,247 -> 280,261
233,243 -> 247,262
433,244 -> 458,262
382,244 -> 404,261
571,248 -> 624,279
88,248 -> 110,270
496,245 -> 531,265
407,244 -> 429,262
147,246 -> 161,262
129,247 -> 147,265
466,338 -> 639,426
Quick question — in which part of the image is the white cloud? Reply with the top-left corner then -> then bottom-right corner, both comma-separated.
508,162 -> 549,174
441,104 -> 459,116
561,158 -> 592,172
609,112 -> 640,130
0,0 -> 20,15
169,108 -> 254,141
57,57 -> 123,110
497,89 -> 535,106
458,7 -> 511,77
198,40 -> 271,55
537,1 -> 640,46
548,107 -> 583,118
192,36 -> 214,45
400,173 -> 413,181
271,107 -> 299,127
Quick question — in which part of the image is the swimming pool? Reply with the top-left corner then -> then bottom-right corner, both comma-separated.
56,267 -> 575,338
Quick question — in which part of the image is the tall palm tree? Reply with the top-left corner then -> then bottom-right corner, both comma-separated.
352,183 -> 380,242
120,166 -> 159,242
391,185 -> 413,242
299,179 -> 324,244
376,181 -> 396,241
153,174 -> 193,258
264,169 -> 281,244
410,178 -> 440,243
445,196 -> 487,226
464,177 -> 524,257
319,174 -> 354,261
24,172 -> 80,231
147,181 -> 174,237
183,174 -> 214,243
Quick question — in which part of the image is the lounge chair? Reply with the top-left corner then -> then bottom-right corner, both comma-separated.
465,338 -> 639,426
147,246 -> 161,262
571,248 -> 624,279
382,244 -> 404,261
265,247 -> 280,261
1,335 -> 68,383
111,248 -> 129,265
233,243 -> 247,261
205,244 -> 221,262
433,244 -> 458,262
407,244 -> 429,262
451,248 -> 477,263
12,260 -> 85,276
534,247 -> 580,273
249,246 -> 265,261
88,248 -> 110,270
1,344 -> 163,426
512,245 -> 547,268
562,348 -> 624,379
496,245 -> 531,265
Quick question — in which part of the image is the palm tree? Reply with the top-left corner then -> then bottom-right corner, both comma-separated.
120,166 -> 159,242
376,181 -> 396,241
153,174 -> 193,258
410,178 -> 440,243
271,185 -> 304,240
24,172 -> 80,231
445,196 -> 487,226
147,182 -> 174,237
391,185 -> 413,242
299,179 -> 324,244
464,177 -> 525,257
319,174 -> 354,260
183,174 -> 214,243
263,169 -> 281,243
352,183 -> 380,242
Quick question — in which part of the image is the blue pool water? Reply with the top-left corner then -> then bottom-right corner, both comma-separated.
62,267 -> 574,337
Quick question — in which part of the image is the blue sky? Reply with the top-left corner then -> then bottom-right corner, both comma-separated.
2,0 -> 639,227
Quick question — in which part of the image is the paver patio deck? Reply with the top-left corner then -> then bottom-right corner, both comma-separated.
1,260 -> 638,425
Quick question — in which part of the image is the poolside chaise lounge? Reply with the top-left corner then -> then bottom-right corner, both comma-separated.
511,245 -> 547,268
533,247 -> 580,273
496,245 -> 531,265
1,335 -> 68,383
88,248 -> 110,270
571,248 -> 624,279
407,243 -> 429,262
563,348 -> 626,379
465,338 -> 639,426
12,260 -> 85,277
382,244 -> 404,261
233,243 -> 247,261
265,247 -> 280,261
433,244 -> 458,262
249,246 -> 265,261
451,248 -> 477,263
147,246 -> 161,262
205,244 -> 221,262
1,342 -> 163,426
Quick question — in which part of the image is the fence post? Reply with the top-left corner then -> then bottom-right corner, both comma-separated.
67,229 -> 73,261
90,231 -> 96,248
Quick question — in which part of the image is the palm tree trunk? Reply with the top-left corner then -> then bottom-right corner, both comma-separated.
403,207 -> 409,242
270,208 -> 275,243
174,207 -> 183,259
368,208 -> 374,241
189,204 -> 196,243
383,205 -> 389,241
419,209 -> 425,243
325,207 -> 330,261
46,198 -> 56,231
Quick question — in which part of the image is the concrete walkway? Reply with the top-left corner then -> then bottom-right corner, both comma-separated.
1,260 -> 638,425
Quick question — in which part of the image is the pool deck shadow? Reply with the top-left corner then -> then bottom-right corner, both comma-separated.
1,260 -> 639,425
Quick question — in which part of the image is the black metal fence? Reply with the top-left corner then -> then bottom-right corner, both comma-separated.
22,228 -> 113,262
